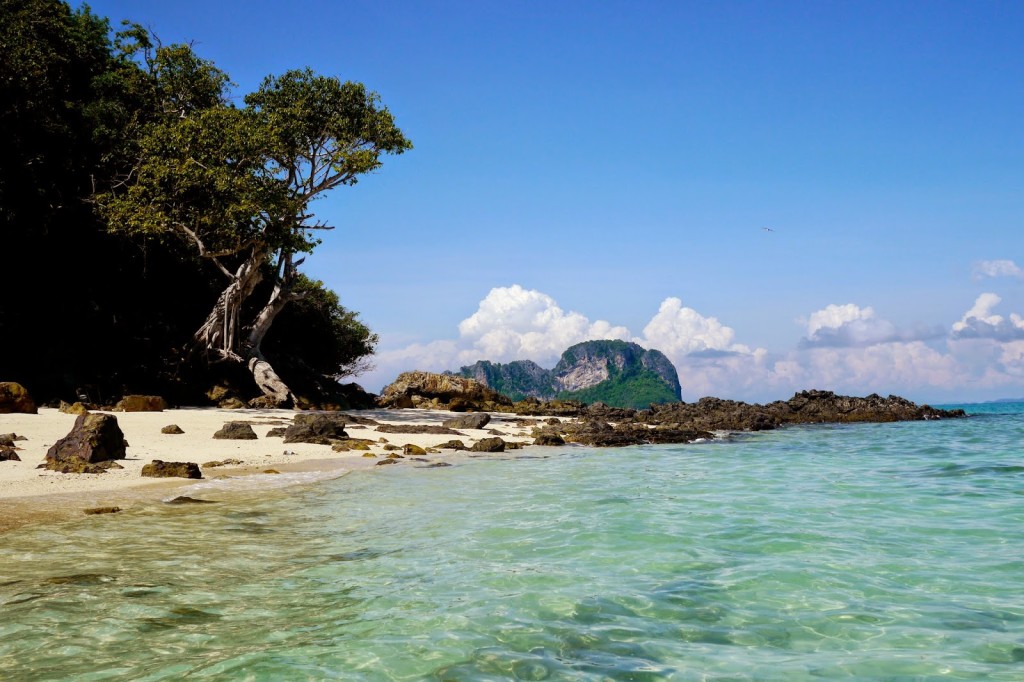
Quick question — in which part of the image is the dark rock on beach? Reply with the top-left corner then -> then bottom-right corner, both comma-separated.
533,433 -> 565,446
0,382 -> 36,414
166,496 -> 217,505
45,413 -> 127,472
0,446 -> 21,461
114,395 -> 167,412
283,413 -> 348,444
375,424 -> 464,436
141,460 -> 202,479
470,437 -> 506,453
161,424 -> 185,434
265,427 -> 287,438
436,439 -> 468,450
442,413 -> 491,430
213,422 -> 258,440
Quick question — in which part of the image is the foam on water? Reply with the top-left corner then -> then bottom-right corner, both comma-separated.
2,407 -> 1023,680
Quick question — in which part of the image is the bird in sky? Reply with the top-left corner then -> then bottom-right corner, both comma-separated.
762,227 -> 774,232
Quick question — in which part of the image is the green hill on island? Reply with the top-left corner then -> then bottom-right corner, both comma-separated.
457,340 -> 682,409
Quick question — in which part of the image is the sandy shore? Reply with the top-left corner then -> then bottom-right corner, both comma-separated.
0,407 -> 543,533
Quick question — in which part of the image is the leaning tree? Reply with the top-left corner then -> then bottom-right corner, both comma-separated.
99,35 -> 411,404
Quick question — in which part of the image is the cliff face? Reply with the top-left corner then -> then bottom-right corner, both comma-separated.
456,340 -> 682,409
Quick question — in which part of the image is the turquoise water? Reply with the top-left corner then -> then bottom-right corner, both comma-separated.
2,407 -> 1024,680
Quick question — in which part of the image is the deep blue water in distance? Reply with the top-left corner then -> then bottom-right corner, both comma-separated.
1,404 -> 1023,680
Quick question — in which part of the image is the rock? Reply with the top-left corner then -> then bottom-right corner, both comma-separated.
1,446 -> 21,461
376,458 -> 398,466
59,401 -> 90,415
213,422 -> 258,440
203,459 -> 244,467
283,414 -> 348,445
534,433 -> 565,446
423,462 -> 452,468
403,444 -> 427,456
375,424 -> 464,435
362,452 -> 377,458
0,382 -> 37,414
166,496 -> 217,505
0,433 -> 26,442
0,434 -> 14,447
114,395 -> 167,412
377,371 -> 514,411
350,442 -> 370,451
436,439 -> 467,450
263,469 -> 280,474
265,427 -> 287,438
470,437 -> 506,453
218,397 -> 246,409
161,424 -> 185,434
141,460 -> 202,479
442,413 -> 491,430
83,506 -> 121,515
44,460 -> 123,474
45,413 -> 127,471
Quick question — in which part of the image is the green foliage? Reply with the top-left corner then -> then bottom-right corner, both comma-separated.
262,275 -> 378,379
556,369 -> 679,409
0,0 -> 391,402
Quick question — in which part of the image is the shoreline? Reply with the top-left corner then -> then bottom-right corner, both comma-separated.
0,407 -> 542,535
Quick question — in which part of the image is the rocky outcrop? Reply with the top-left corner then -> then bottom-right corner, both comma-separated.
458,360 -> 556,400
640,390 -> 964,431
212,422 -> 258,440
377,372 -> 513,411
457,340 -> 682,409
141,460 -> 202,478
0,382 -> 36,414
441,413 -> 491,430
283,414 -> 348,444
114,395 -> 167,412
44,413 -> 128,472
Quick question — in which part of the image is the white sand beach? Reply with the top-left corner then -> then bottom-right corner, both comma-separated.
0,407 -> 544,533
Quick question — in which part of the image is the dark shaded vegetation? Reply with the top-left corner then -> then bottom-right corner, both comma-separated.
0,0 -> 399,406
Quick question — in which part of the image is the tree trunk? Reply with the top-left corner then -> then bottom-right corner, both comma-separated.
247,351 -> 297,406
192,256 -> 264,354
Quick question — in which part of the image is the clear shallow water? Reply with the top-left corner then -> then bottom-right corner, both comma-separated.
2,408 -> 1024,680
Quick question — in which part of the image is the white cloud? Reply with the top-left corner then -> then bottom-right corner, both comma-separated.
973,259 -> 1024,280
457,285 -> 630,364
638,297 -> 751,356
951,293 -> 1024,340
801,303 -> 900,347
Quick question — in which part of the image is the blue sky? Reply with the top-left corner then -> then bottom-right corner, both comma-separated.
86,0 -> 1024,403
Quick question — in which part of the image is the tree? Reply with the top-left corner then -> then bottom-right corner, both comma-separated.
99,40 -> 411,404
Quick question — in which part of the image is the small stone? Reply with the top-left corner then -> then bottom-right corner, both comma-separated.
265,427 -> 287,438
0,446 -> 20,461
161,424 -> 185,435
362,453 -> 377,458
403,444 -> 427,456
263,469 -> 280,474
376,459 -> 398,466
